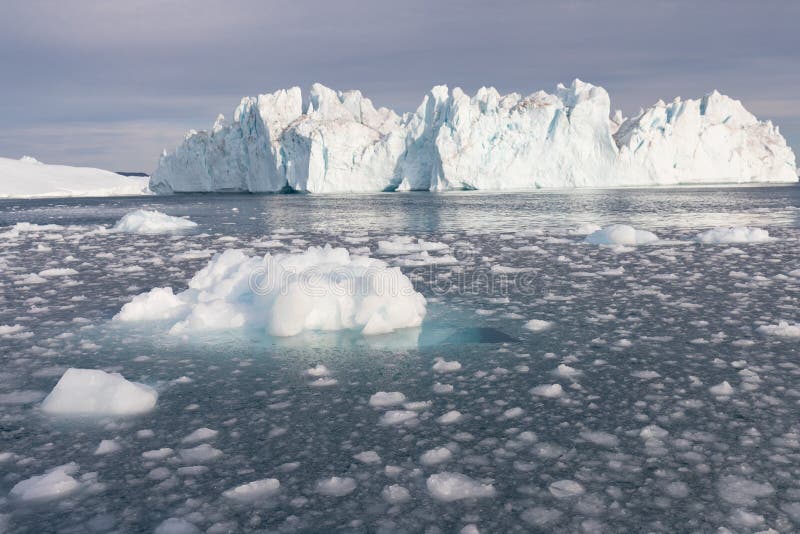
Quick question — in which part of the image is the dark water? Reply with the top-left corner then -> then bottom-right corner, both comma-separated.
1,186 -> 800,533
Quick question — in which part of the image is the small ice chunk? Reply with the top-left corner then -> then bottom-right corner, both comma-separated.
695,226 -> 771,244
315,476 -> 357,496
579,431 -> 619,448
304,364 -> 331,377
382,484 -> 411,504
426,472 -> 496,501
380,410 -> 418,426
369,391 -> 406,407
437,410 -> 464,424
10,464 -> 81,502
432,358 -> 462,373
353,451 -> 381,464
112,210 -> 197,234
584,225 -> 658,245
717,476 -> 774,505
420,447 -> 453,466
548,479 -> 585,498
531,384 -> 563,398
154,517 -> 201,534
178,444 -> 222,463
524,319 -> 554,332
182,428 -> 218,443
757,321 -> 800,338
709,381 -> 734,396
222,478 -> 280,502
94,439 -> 122,455
41,368 -> 157,416
142,448 -> 173,460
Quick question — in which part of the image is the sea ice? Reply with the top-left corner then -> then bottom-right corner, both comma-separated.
315,477 -> 357,496
584,225 -> 658,245
695,226 -> 772,244
40,368 -> 157,416
222,478 -> 281,502
111,210 -> 197,234
426,472 -> 496,501
9,463 -> 81,502
115,246 -> 426,337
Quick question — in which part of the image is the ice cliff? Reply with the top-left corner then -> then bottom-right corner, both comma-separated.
150,80 -> 797,193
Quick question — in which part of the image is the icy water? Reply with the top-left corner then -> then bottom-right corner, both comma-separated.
2,186 -> 800,533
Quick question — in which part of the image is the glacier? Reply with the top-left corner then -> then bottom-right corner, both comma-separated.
150,80 -> 797,194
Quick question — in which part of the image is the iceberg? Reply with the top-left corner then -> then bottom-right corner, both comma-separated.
114,245 -> 427,337
151,80 -> 797,193
0,156 -> 150,198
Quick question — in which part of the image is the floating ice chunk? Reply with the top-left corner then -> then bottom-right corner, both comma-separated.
112,210 -> 197,234
38,268 -> 78,277
315,476 -> 357,496
521,507 -> 563,526
154,518 -> 201,534
579,431 -> 619,448
426,472 -> 495,502
0,324 -> 25,336
502,407 -> 524,419
639,425 -> 669,440
695,226 -> 771,244
181,428 -> 218,443
376,236 -> 449,255
709,381 -> 734,396
41,369 -> 157,416
382,484 -> 411,504
531,384 -> 564,398
94,439 -> 122,455
369,391 -> 406,407
178,444 -> 223,463
433,382 -> 454,394
353,450 -> 381,464
717,476 -> 774,505
584,225 -> 658,245
309,377 -> 338,387
9,463 -> 81,502
554,364 -> 580,378
115,246 -> 426,337
548,479 -> 585,498
570,223 -> 602,235
437,410 -> 464,424
114,287 -> 187,322
380,410 -> 418,426
524,319 -> 554,332
142,448 -> 173,460
304,364 -> 331,377
432,358 -> 462,373
757,321 -> 800,338
420,447 -> 453,465
222,478 -> 281,502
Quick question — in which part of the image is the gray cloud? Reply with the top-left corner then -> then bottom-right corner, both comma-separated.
1,0 -> 798,171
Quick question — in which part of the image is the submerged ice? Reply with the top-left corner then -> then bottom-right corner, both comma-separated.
152,80 -> 797,193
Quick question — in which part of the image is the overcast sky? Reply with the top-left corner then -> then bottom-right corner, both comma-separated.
1,0 -> 798,172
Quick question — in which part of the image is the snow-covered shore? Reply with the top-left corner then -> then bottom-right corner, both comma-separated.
0,156 -> 150,199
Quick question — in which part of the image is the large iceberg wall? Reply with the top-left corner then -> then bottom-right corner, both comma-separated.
150,80 -> 797,193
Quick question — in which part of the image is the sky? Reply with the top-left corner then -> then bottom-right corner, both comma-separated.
1,0 -> 798,172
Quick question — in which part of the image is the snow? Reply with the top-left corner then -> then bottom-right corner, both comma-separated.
0,156 -> 150,198
584,225 -> 659,245
151,81 -> 796,193
40,368 -> 157,416
695,226 -> 772,244
9,464 -> 81,502
222,478 -> 280,502
115,245 -> 426,337
426,472 -> 496,501
111,210 -> 198,234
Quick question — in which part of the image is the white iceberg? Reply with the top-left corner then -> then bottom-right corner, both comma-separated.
115,245 -> 426,337
111,210 -> 198,234
41,368 -> 158,416
151,81 -> 796,194
9,463 -> 82,502
0,156 -> 150,198
584,224 -> 658,245
694,226 -> 771,244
